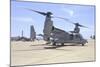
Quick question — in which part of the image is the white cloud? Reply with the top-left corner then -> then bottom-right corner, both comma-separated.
61,6 -> 74,17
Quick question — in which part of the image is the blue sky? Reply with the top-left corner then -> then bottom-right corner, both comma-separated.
11,1 -> 95,39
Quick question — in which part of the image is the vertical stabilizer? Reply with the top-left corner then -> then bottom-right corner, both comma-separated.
30,25 -> 36,41
43,16 -> 53,41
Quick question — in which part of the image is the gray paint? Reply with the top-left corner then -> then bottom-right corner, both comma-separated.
30,25 -> 36,41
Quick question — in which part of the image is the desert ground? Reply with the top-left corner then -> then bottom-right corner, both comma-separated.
11,39 -> 95,66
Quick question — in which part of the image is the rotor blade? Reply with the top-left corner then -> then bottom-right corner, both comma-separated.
74,23 -> 88,28
52,16 -> 88,28
79,25 -> 88,28
26,8 -> 47,16
52,16 -> 75,24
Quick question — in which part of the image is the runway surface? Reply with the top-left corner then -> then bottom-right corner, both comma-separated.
11,39 -> 95,66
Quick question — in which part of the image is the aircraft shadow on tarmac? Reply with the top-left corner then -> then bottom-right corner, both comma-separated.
14,43 -> 87,52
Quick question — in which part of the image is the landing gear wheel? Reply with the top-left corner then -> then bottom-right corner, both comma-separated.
53,42 -> 56,46
82,44 -> 84,46
61,43 -> 64,46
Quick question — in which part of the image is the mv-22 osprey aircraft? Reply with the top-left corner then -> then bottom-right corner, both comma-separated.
26,8 -> 88,46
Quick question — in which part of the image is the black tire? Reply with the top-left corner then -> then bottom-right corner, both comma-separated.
82,44 -> 84,46
61,43 -> 64,46
53,42 -> 56,46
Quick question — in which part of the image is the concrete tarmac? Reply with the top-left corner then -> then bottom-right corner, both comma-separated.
11,39 -> 95,66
